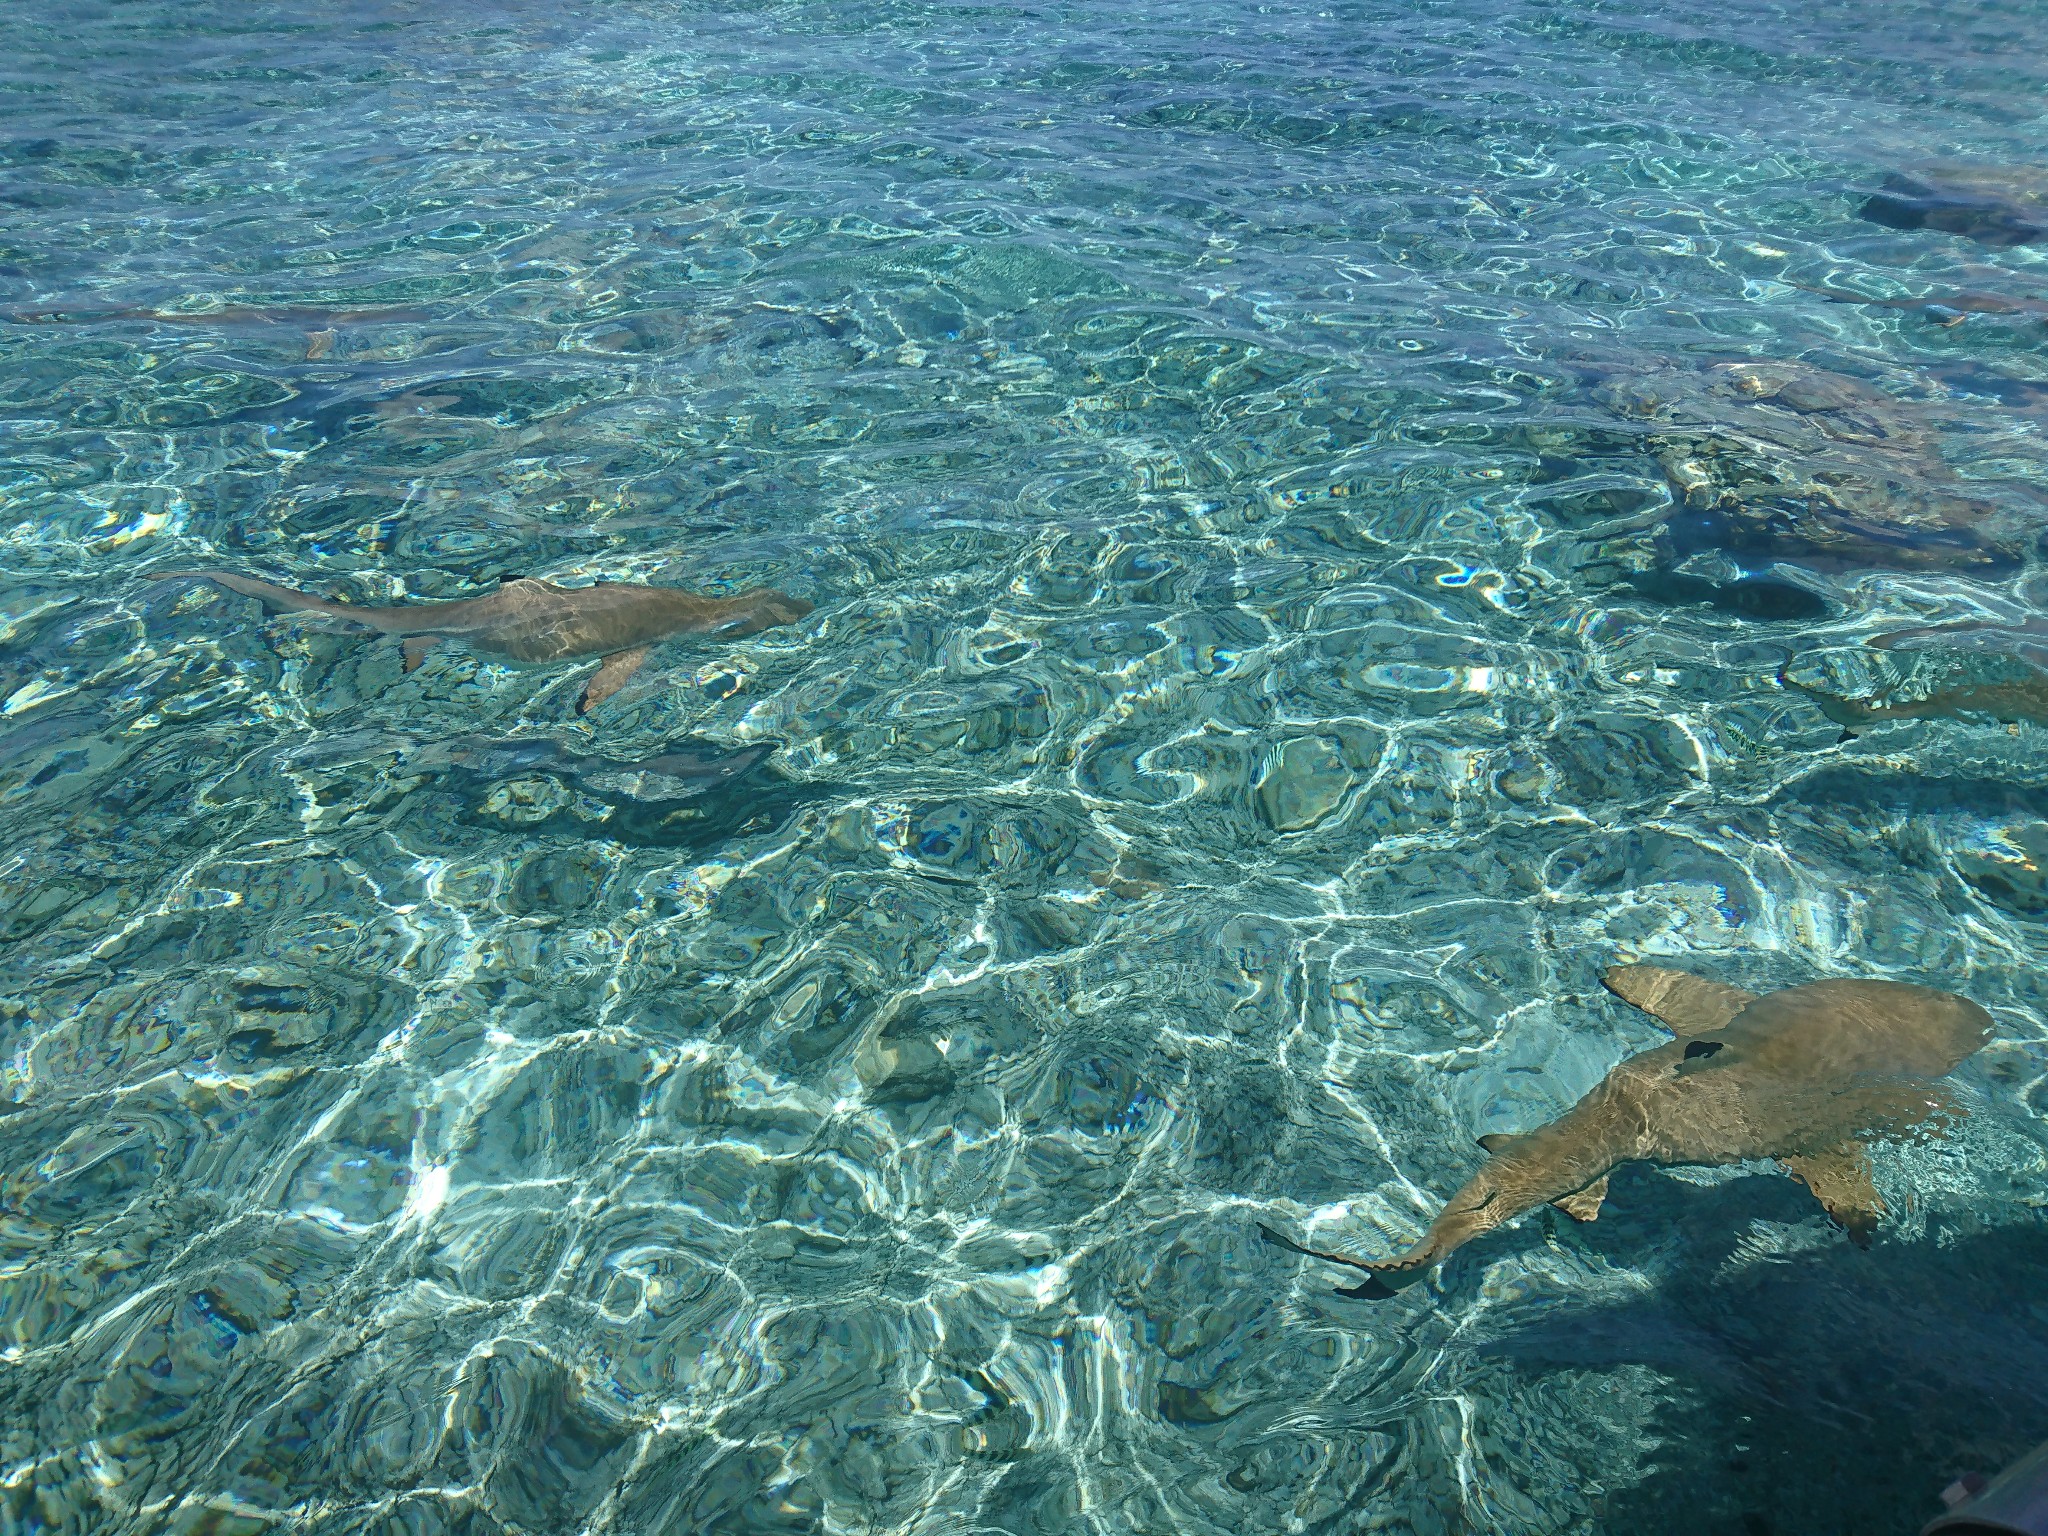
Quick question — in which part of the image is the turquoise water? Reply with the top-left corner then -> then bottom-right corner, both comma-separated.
5,0 -> 2048,1532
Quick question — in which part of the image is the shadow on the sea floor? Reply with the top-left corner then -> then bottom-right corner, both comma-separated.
431,758 -> 834,854
1484,1173 -> 2048,1536
272,732 -> 835,853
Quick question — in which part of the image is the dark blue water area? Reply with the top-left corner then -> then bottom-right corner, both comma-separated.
3,1 -> 2048,1533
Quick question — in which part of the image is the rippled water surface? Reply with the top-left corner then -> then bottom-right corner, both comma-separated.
6,1 -> 2048,1532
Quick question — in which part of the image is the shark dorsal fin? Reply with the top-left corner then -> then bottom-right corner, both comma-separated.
1603,964 -> 1757,1037
1476,1133 -> 1519,1154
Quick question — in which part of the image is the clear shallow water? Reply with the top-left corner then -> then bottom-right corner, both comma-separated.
4,0 -> 2048,1531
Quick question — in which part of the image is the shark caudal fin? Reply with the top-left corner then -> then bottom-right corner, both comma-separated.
1603,964 -> 1758,1037
1255,1224 -> 1419,1300
150,571 -> 371,625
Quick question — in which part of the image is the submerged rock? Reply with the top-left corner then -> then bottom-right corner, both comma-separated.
1591,358 -> 2034,576
855,1032 -> 955,1104
1254,735 -> 1355,832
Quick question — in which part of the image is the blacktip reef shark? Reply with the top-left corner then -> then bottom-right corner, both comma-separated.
1264,963 -> 1993,1299
151,570 -> 813,712
2,298 -> 437,358
1790,281 -> 2048,328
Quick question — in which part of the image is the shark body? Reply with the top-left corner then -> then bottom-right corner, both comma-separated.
154,570 -> 812,712
1792,282 -> 2048,327
1267,964 -> 1992,1297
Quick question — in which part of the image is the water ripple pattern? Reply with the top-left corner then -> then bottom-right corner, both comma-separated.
2,0 -> 2047,1533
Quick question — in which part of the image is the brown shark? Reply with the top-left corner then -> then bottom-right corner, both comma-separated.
1792,282 -> 2048,327
1264,965 -> 1992,1298
152,570 -> 813,712
1791,672 -> 2048,731
1857,169 -> 2048,248
3,301 -> 435,358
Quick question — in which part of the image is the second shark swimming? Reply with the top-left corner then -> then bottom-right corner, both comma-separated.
152,569 -> 814,712
1266,963 -> 1993,1298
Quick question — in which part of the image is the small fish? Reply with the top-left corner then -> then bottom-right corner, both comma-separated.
151,570 -> 814,713
267,729 -> 806,846
1266,964 -> 1992,1297
1788,621 -> 2048,730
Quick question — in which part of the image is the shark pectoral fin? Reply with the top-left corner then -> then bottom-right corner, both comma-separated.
579,645 -> 653,714
1781,1144 -> 1884,1247
402,636 -> 442,674
1603,965 -> 1758,1036
1551,1175 -> 1610,1222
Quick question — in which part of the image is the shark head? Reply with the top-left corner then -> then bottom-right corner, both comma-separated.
713,588 -> 816,636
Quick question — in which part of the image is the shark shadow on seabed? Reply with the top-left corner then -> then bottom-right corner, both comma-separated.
271,731 -> 836,851
1478,1206 -> 2048,1536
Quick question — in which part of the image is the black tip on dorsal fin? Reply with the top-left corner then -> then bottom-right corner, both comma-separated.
499,573 -> 530,584
1477,1133 -> 1518,1153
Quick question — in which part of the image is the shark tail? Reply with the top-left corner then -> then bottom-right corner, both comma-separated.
1255,1223 -> 1434,1299
151,571 -> 392,630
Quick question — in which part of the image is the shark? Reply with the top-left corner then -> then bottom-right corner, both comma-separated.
2,300 -> 436,358
1790,669 -> 2048,732
152,570 -> 813,712
1264,964 -> 1993,1298
1857,170 -> 2048,249
1791,281 -> 2048,328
